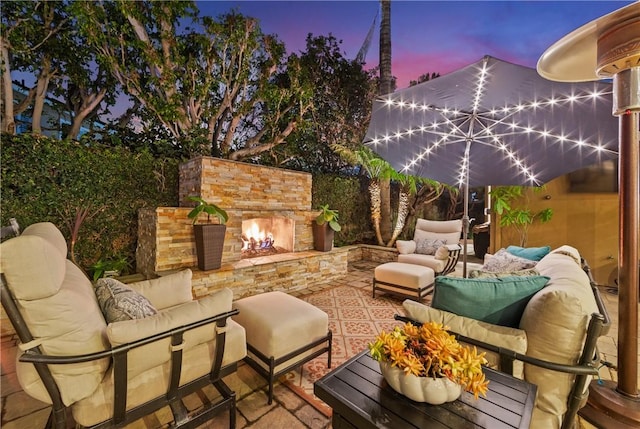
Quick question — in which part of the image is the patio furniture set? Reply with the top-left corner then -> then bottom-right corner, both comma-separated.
0,219 -> 610,429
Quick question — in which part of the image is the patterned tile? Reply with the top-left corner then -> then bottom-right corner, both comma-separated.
337,307 -> 370,321
340,320 -> 378,336
368,306 -> 400,320
334,296 -> 364,308
327,320 -> 343,338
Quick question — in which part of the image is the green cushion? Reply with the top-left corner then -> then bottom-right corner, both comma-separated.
506,245 -> 551,261
432,275 -> 550,328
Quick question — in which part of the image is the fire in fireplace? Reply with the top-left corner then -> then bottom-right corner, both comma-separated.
241,217 -> 295,258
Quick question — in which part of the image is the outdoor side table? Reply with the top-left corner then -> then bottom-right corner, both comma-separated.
314,350 -> 537,429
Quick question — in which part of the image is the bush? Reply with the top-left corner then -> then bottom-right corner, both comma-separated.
1,133 -> 179,272
312,174 -> 372,246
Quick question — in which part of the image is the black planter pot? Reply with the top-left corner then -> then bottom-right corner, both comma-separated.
193,224 -> 226,270
312,221 -> 334,252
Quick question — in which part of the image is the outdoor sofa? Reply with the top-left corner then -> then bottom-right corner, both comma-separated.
401,245 -> 610,429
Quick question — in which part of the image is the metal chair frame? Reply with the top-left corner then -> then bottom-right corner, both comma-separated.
1,275 -> 240,429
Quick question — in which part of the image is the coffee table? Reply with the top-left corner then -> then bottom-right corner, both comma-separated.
314,350 -> 537,429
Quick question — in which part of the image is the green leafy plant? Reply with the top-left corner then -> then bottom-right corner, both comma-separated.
315,204 -> 341,232
490,186 -> 553,247
187,196 -> 228,225
90,255 -> 131,281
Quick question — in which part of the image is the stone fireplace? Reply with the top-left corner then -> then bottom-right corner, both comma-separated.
137,157 -> 318,275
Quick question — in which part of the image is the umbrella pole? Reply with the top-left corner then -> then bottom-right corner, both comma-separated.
462,164 -> 470,278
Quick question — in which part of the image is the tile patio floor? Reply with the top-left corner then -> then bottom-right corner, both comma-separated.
0,254 -> 629,429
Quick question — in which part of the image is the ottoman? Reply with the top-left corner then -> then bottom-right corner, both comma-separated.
232,291 -> 332,404
373,262 -> 435,301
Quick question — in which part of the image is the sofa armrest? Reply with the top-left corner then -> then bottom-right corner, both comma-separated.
127,269 -> 193,310
396,239 -> 416,255
402,300 -> 527,377
107,288 -> 235,378
402,300 -> 527,353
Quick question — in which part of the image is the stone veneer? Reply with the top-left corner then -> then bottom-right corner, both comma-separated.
188,245 -> 398,300
137,157 -> 317,276
179,156 -> 312,211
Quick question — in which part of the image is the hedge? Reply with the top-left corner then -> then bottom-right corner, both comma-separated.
1,133 -> 180,274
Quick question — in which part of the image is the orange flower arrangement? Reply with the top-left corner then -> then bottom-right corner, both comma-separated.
369,321 -> 490,399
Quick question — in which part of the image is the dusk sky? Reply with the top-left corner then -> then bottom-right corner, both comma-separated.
198,0 -> 633,89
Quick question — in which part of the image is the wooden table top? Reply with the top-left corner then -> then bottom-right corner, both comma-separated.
314,350 -> 537,429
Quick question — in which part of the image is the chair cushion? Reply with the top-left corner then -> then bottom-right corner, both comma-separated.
21,222 -> 68,259
73,318 -> 246,427
506,245 -> 551,261
375,262 -> 434,289
95,278 -> 158,323
414,219 -> 461,245
481,248 -> 538,272
126,269 -> 193,310
432,275 -> 550,328
1,234 -> 66,300
398,253 -> 446,272
1,223 -> 110,406
521,247 -> 598,419
434,246 -> 450,260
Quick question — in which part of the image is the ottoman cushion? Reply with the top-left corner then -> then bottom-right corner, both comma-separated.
375,262 -> 434,289
232,291 -> 328,361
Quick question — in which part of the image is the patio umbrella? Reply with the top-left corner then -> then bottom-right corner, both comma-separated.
364,55 -> 618,276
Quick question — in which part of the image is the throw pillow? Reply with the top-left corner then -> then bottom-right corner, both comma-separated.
434,246 -> 450,260
468,268 -> 540,279
95,278 -> 157,323
506,245 -> 551,261
432,275 -> 550,328
481,248 -> 537,272
415,238 -> 446,255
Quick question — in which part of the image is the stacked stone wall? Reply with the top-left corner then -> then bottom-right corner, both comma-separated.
178,156 -> 312,210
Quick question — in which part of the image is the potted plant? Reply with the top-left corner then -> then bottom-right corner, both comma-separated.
368,321 -> 489,404
312,204 -> 341,252
89,254 -> 131,281
187,196 -> 229,271
490,186 -> 553,247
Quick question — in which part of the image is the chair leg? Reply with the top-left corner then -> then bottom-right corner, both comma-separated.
327,331 -> 333,368
268,356 -> 275,405
47,405 -> 68,429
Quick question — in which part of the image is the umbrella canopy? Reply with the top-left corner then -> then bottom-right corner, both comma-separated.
364,55 -> 619,275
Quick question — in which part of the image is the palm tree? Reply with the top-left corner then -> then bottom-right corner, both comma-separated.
378,0 -> 394,242
379,0 -> 392,95
333,145 -> 393,246
386,170 -> 415,246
